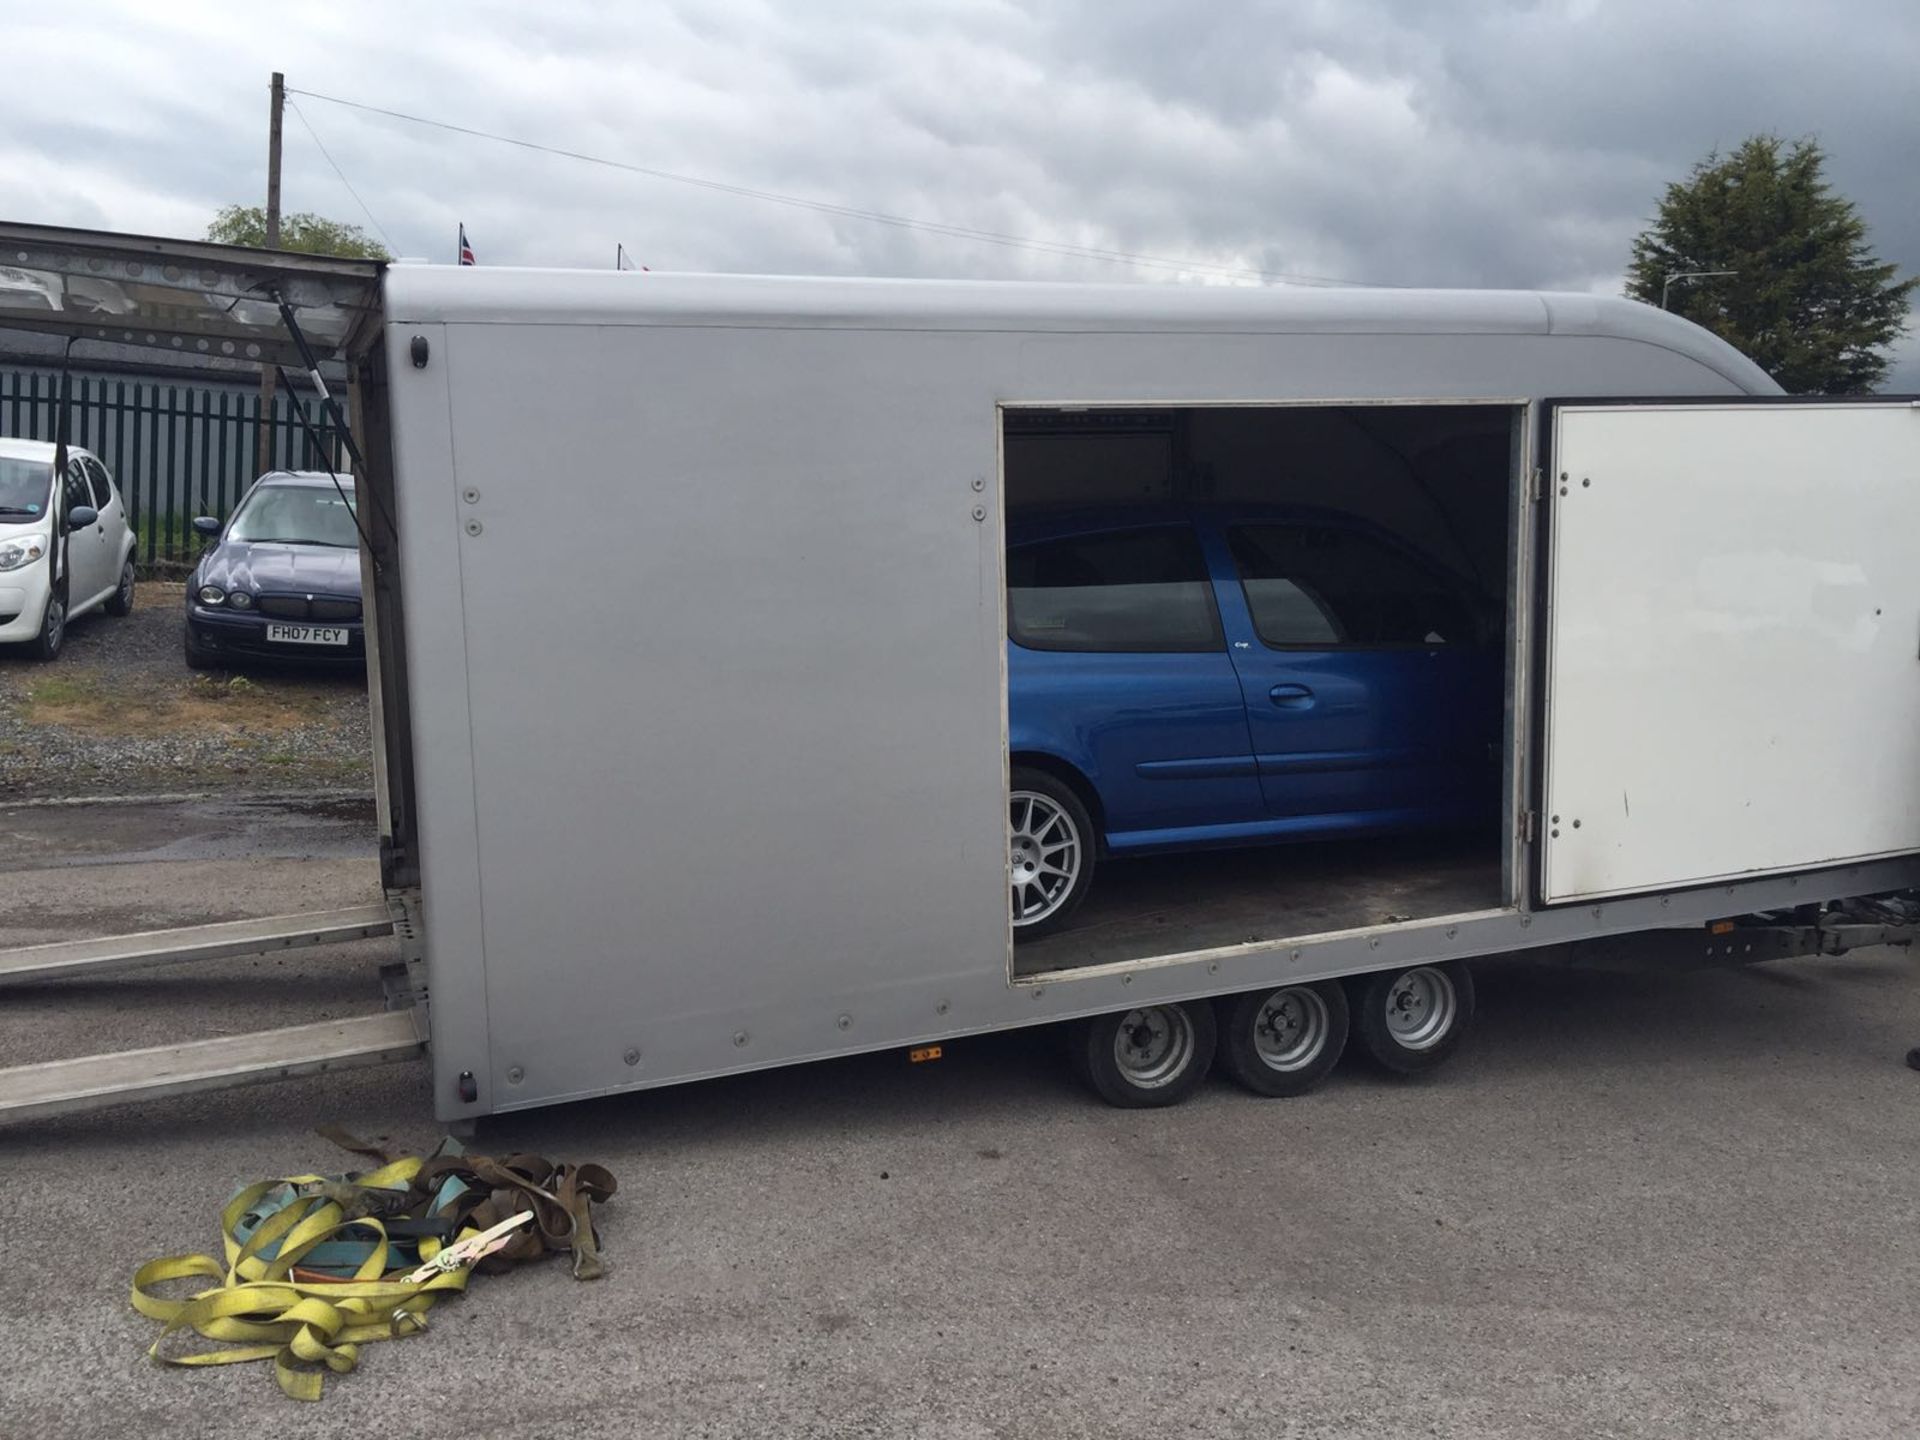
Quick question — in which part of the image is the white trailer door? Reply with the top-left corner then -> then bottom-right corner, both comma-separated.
1540,399 -> 1920,904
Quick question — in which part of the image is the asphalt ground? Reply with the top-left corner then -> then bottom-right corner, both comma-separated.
2,797 -> 1918,1439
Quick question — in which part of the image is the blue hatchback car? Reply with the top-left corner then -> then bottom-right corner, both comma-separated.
1006,506 -> 1502,935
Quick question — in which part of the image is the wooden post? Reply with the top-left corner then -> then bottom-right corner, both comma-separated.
255,71 -> 285,478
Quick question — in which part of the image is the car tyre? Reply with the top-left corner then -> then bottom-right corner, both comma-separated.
183,625 -> 214,671
1215,980 -> 1349,1097
1070,1001 -> 1217,1108
1009,766 -> 1096,939
105,556 -> 135,616
1348,962 -> 1476,1076
28,585 -> 65,662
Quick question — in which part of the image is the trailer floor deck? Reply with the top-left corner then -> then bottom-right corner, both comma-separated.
1015,831 -> 1504,976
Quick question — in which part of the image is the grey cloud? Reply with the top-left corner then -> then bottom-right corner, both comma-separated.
5,0 -> 1917,384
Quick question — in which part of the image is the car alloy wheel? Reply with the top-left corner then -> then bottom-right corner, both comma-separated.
1008,789 -> 1082,927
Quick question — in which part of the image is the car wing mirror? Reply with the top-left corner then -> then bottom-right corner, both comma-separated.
67,505 -> 98,530
192,516 -> 222,539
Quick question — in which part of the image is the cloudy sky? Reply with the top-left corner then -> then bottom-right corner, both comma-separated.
8,0 -> 1919,384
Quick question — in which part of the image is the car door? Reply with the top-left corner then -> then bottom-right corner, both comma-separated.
59,458 -> 110,606
1204,515 -> 1499,832
81,456 -> 125,592
1005,521 -> 1263,848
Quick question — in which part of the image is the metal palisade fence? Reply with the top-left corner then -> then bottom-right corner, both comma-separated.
0,368 -> 351,569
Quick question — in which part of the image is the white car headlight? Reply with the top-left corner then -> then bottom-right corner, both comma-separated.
0,533 -> 47,571
198,584 -> 226,605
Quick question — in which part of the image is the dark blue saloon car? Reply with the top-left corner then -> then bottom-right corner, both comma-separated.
1006,507 -> 1501,935
184,472 -> 364,669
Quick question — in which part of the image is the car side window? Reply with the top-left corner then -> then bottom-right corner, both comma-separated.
1228,523 -> 1475,648
63,460 -> 91,515
83,457 -> 113,510
1007,525 -> 1223,653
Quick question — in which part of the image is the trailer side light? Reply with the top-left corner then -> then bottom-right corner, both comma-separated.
909,1045 -> 943,1063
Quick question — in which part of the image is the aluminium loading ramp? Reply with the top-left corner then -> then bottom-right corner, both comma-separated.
0,903 -> 396,984
0,1010 -> 427,1123
0,894 -> 427,1125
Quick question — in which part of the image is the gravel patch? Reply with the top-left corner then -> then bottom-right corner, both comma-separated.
0,579 -> 372,799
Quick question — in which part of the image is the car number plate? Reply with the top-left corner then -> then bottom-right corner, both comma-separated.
265,623 -> 349,646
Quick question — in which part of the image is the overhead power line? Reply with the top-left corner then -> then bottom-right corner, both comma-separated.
286,97 -> 397,254
286,86 -> 1373,287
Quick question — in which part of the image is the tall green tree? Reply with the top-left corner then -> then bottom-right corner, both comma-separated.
206,206 -> 390,261
1626,137 -> 1915,393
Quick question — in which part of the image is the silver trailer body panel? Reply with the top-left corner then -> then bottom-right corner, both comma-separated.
2,230 -> 1914,1126
376,270 -> 1883,1123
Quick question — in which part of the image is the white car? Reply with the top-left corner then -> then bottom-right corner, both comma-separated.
0,437 -> 138,661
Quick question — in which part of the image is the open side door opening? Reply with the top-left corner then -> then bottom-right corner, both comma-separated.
1536,397 -> 1920,904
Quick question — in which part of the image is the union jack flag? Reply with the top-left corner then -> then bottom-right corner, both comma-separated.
458,224 -> 475,266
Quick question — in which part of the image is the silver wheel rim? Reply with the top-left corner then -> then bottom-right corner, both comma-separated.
1384,967 -> 1456,1051
118,563 -> 134,604
1112,1006 -> 1195,1089
44,596 -> 64,650
1009,789 -> 1081,927
1251,986 -> 1331,1072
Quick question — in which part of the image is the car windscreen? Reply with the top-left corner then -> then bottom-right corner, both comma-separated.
227,485 -> 359,547
0,457 -> 52,519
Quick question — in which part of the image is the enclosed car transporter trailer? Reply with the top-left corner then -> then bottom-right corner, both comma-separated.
0,222 -> 1916,1123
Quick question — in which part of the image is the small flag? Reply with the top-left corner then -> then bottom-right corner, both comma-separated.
458,224 -> 476,266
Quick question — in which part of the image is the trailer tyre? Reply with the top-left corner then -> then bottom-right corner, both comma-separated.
1070,1001 -> 1216,1108
1215,981 -> 1349,1097
1349,961 -> 1475,1075
1009,767 -> 1096,938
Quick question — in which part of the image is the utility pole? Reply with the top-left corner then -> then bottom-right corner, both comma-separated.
256,71 -> 285,477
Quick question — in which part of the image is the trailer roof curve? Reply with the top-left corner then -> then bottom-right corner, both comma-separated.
384,268 -> 1780,394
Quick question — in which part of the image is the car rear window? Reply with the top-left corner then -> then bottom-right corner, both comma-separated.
1228,523 -> 1475,648
1007,525 -> 1222,653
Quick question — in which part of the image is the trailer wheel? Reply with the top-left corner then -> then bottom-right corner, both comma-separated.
1349,962 -> 1475,1075
1215,981 -> 1349,1097
1009,767 -> 1095,938
1071,1001 -> 1216,1108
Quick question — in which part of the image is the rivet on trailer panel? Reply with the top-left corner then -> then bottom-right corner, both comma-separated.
622,1048 -> 641,1066
732,1030 -> 749,1047
836,1013 -> 852,1030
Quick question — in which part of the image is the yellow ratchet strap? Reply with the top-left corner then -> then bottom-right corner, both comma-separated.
130,1159 -> 474,1402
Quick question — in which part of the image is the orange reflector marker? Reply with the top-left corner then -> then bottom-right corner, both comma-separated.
1709,920 -> 1736,935
909,1045 -> 943,1063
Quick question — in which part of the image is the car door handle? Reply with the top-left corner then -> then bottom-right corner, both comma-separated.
1268,684 -> 1316,709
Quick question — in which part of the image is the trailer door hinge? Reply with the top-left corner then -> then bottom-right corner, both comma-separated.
1521,810 -> 1538,844
1529,467 -> 1544,503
